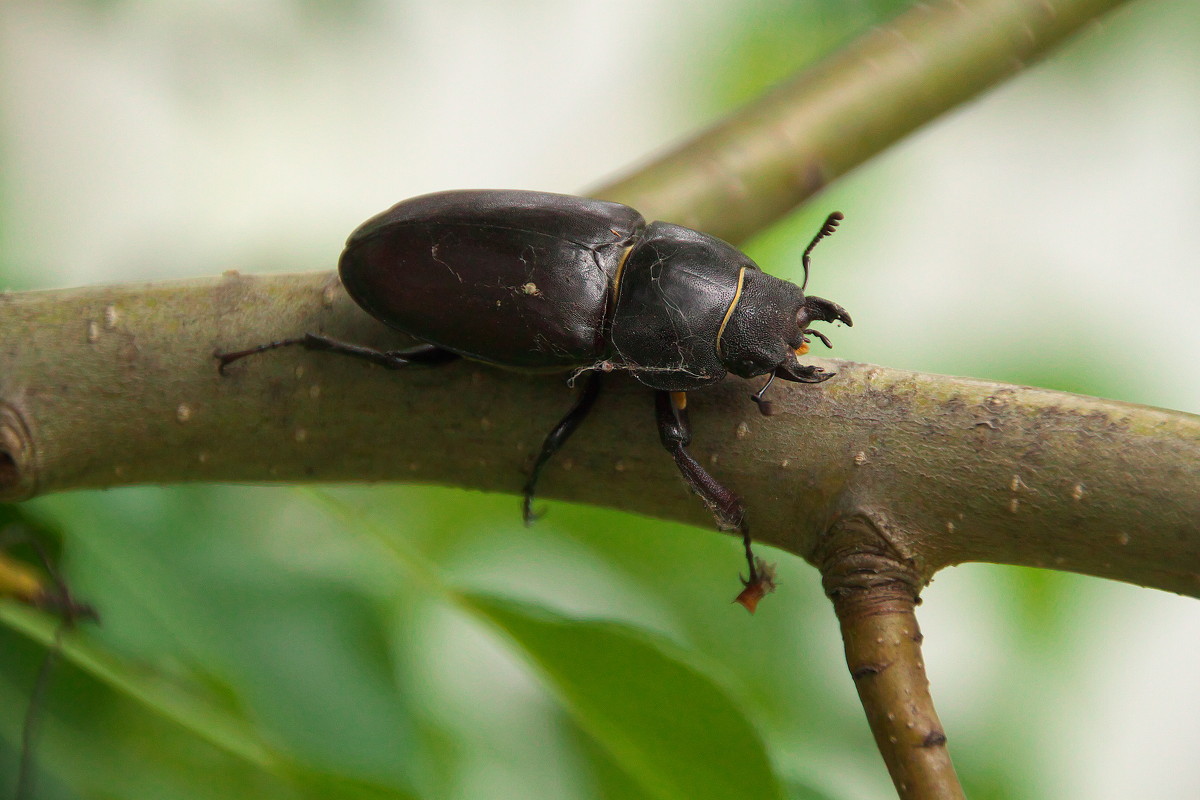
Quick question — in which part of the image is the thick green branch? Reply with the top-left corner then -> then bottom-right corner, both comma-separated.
2,273 -> 1197,597
593,0 -> 1136,241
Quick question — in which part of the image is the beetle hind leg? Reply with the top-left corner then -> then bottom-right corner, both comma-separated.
216,335 -> 458,374
522,371 -> 603,525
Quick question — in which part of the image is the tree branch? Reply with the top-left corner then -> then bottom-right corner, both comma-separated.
819,515 -> 963,800
2,272 -> 1197,597
593,0 -> 1135,241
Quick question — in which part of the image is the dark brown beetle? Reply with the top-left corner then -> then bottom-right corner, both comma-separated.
217,190 -> 851,610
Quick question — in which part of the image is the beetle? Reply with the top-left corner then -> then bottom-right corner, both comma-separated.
216,190 -> 851,610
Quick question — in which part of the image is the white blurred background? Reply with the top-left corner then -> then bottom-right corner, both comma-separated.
2,1 -> 1198,798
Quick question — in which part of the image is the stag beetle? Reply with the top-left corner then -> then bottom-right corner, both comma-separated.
216,190 -> 851,611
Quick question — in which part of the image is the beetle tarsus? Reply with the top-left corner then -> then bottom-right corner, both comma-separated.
741,524 -> 757,583
521,499 -> 544,527
522,371 -> 603,524
215,336 -> 459,373
215,338 -> 308,374
734,556 -> 778,613
750,372 -> 778,416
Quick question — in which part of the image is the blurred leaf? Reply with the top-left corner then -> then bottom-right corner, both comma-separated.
463,592 -> 785,800
0,608 -> 297,800
0,505 -> 67,579
0,602 -> 272,769
784,776 -> 845,800
1,488 -> 432,799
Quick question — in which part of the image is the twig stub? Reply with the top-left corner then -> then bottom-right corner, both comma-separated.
817,513 -> 964,800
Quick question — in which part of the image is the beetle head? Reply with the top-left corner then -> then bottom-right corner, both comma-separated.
719,276 -> 851,380
719,209 -> 851,381
773,294 -> 853,383
720,213 -> 851,414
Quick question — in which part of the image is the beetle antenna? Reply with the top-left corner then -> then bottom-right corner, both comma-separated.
801,212 -> 843,292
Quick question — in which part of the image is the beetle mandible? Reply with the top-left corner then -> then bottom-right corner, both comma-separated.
216,190 -> 851,611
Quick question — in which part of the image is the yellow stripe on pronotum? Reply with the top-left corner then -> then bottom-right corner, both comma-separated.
609,243 -> 636,297
714,266 -> 747,358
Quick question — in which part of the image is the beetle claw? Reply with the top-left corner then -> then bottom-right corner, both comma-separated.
774,363 -> 834,384
522,500 -> 545,526
733,557 -> 778,613
803,295 -> 853,327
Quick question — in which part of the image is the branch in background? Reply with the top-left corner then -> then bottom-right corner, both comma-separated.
594,0 -> 1135,237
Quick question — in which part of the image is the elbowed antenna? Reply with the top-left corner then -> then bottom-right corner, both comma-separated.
801,211 -> 844,292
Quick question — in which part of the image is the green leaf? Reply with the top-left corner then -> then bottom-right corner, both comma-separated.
463,592 -> 785,800
0,602 -> 274,769
3,488 -> 431,799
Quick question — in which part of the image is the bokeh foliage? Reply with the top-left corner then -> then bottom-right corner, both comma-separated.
2,1 -> 1196,799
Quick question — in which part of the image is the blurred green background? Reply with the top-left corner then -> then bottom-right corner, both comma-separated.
1,1 -> 1198,798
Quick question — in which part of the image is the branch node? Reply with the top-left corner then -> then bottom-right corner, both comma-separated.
921,730 -> 948,749
817,510 -> 964,800
0,403 -> 37,502
850,662 -> 891,680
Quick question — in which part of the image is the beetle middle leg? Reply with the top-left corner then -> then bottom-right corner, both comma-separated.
216,335 -> 459,374
522,371 -> 602,524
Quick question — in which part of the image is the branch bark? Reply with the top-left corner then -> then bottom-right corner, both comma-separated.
819,515 -> 963,800
1,272 -> 1197,596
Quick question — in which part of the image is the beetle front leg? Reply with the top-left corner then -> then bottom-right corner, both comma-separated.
215,335 -> 458,374
654,391 -> 762,581
522,371 -> 602,524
